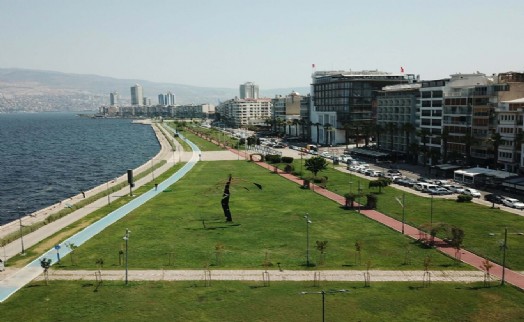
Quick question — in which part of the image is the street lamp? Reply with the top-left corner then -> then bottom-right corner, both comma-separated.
430,194 -> 434,227
18,212 -> 25,255
357,181 -> 362,213
304,214 -> 312,267
123,228 -> 130,285
395,193 -> 406,234
489,228 -> 524,286
300,289 -> 348,322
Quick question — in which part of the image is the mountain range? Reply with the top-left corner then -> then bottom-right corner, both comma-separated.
0,68 -> 309,112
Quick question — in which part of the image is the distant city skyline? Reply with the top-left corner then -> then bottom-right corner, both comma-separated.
1,0 -> 523,89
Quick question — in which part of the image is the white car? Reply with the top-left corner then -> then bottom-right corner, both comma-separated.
463,188 -> 481,198
502,197 -> 524,209
442,184 -> 464,194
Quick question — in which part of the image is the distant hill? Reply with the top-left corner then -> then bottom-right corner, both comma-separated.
0,68 -> 309,112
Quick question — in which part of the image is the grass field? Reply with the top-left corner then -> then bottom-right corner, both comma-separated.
278,159 -> 524,270
53,161 -> 462,271
2,280 -> 523,321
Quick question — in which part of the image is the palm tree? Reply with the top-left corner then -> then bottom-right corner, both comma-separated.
402,123 -> 415,154
361,122 -> 373,147
416,128 -> 431,166
436,128 -> 450,164
386,123 -> 397,151
314,122 -> 321,146
462,128 -> 477,165
292,119 -> 300,137
323,123 -> 332,145
374,123 -> 383,149
513,130 -> 524,172
408,142 -> 420,164
486,131 -> 503,169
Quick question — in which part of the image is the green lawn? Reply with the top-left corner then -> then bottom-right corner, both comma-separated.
57,161 -> 461,271
277,159 -> 524,270
3,280 -> 523,322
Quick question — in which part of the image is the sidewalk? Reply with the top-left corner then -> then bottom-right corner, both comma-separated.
44,269 -> 487,283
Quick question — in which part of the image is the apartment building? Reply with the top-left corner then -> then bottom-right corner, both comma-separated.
217,98 -> 272,128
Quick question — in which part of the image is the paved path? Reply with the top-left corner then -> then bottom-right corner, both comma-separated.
44,269 -> 487,283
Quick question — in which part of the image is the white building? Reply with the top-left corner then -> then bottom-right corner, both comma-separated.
239,82 -> 259,99
217,98 -> 272,128
130,84 -> 143,106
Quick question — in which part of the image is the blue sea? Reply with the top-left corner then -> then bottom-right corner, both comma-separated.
0,112 -> 159,225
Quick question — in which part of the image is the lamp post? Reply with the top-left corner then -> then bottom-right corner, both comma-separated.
357,181 -> 362,213
107,181 -> 111,205
304,213 -> 312,267
300,289 -> 348,322
488,228 -> 523,286
151,158 -> 155,182
123,228 -> 130,285
395,193 -> 406,234
430,194 -> 434,227
18,212 -> 25,255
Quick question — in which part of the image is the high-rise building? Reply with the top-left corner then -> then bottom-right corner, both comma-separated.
240,82 -> 259,99
165,91 -> 176,106
310,70 -> 412,145
131,84 -> 143,106
158,94 -> 165,106
109,91 -> 119,106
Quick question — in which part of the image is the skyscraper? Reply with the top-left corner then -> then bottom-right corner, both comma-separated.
131,84 -> 143,106
109,91 -> 119,106
165,91 -> 176,106
239,82 -> 259,99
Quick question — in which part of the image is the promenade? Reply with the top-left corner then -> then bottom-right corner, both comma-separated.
1,129 -> 523,303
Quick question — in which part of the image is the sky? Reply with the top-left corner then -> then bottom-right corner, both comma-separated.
1,0 -> 523,89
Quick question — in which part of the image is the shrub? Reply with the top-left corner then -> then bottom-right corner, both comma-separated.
456,194 -> 473,202
284,164 -> 294,173
265,154 -> 282,164
281,156 -> 294,164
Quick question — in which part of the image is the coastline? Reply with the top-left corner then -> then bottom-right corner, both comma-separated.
0,120 -> 179,248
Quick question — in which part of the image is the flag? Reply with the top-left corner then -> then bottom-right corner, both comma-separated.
400,66 -> 404,73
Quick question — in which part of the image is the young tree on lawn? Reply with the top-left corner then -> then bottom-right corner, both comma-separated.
305,156 -> 328,177
40,258 -> 52,285
65,242 -> 78,265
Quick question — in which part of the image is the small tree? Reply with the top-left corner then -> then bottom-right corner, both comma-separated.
354,241 -> 362,265
315,240 -> 328,265
40,258 -> 52,285
366,194 -> 378,209
343,193 -> 356,209
450,227 -> 465,260
65,242 -> 77,265
304,156 -> 328,177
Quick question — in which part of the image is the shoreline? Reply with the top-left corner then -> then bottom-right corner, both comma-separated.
0,120 -> 177,243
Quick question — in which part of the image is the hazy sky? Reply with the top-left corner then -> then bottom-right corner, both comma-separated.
1,0 -> 523,89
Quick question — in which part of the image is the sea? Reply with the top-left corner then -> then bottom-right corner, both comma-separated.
0,112 -> 159,225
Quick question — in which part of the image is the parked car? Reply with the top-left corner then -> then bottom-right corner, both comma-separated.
427,187 -> 453,195
444,185 -> 465,194
463,188 -> 481,198
484,194 -> 505,205
502,197 -> 524,209
387,169 -> 402,175
320,152 -> 333,159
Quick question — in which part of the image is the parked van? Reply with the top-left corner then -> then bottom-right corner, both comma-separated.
413,182 -> 438,192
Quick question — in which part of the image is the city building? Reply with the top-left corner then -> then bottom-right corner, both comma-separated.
109,91 -> 119,106
376,83 -> 421,158
216,98 -> 272,128
271,91 -> 302,136
239,82 -> 259,99
310,70 -> 413,146
130,84 -> 143,106
173,104 -> 215,119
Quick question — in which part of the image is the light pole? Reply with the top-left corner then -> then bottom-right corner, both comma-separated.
430,194 -> 434,227
357,181 -> 362,213
18,212 -> 25,255
488,228 -> 523,286
304,213 -> 312,267
151,158 -> 155,182
123,228 -> 130,285
300,289 -> 348,322
107,181 -> 111,205
395,193 -> 406,234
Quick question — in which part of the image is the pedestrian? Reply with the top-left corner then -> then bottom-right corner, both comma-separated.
81,191 -> 85,198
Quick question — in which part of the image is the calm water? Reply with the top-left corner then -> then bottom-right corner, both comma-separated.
0,112 -> 159,225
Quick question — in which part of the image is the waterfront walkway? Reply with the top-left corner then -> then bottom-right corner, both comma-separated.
2,131 -> 523,303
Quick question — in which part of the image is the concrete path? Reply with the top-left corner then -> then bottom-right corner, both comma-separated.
44,269 -> 488,283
